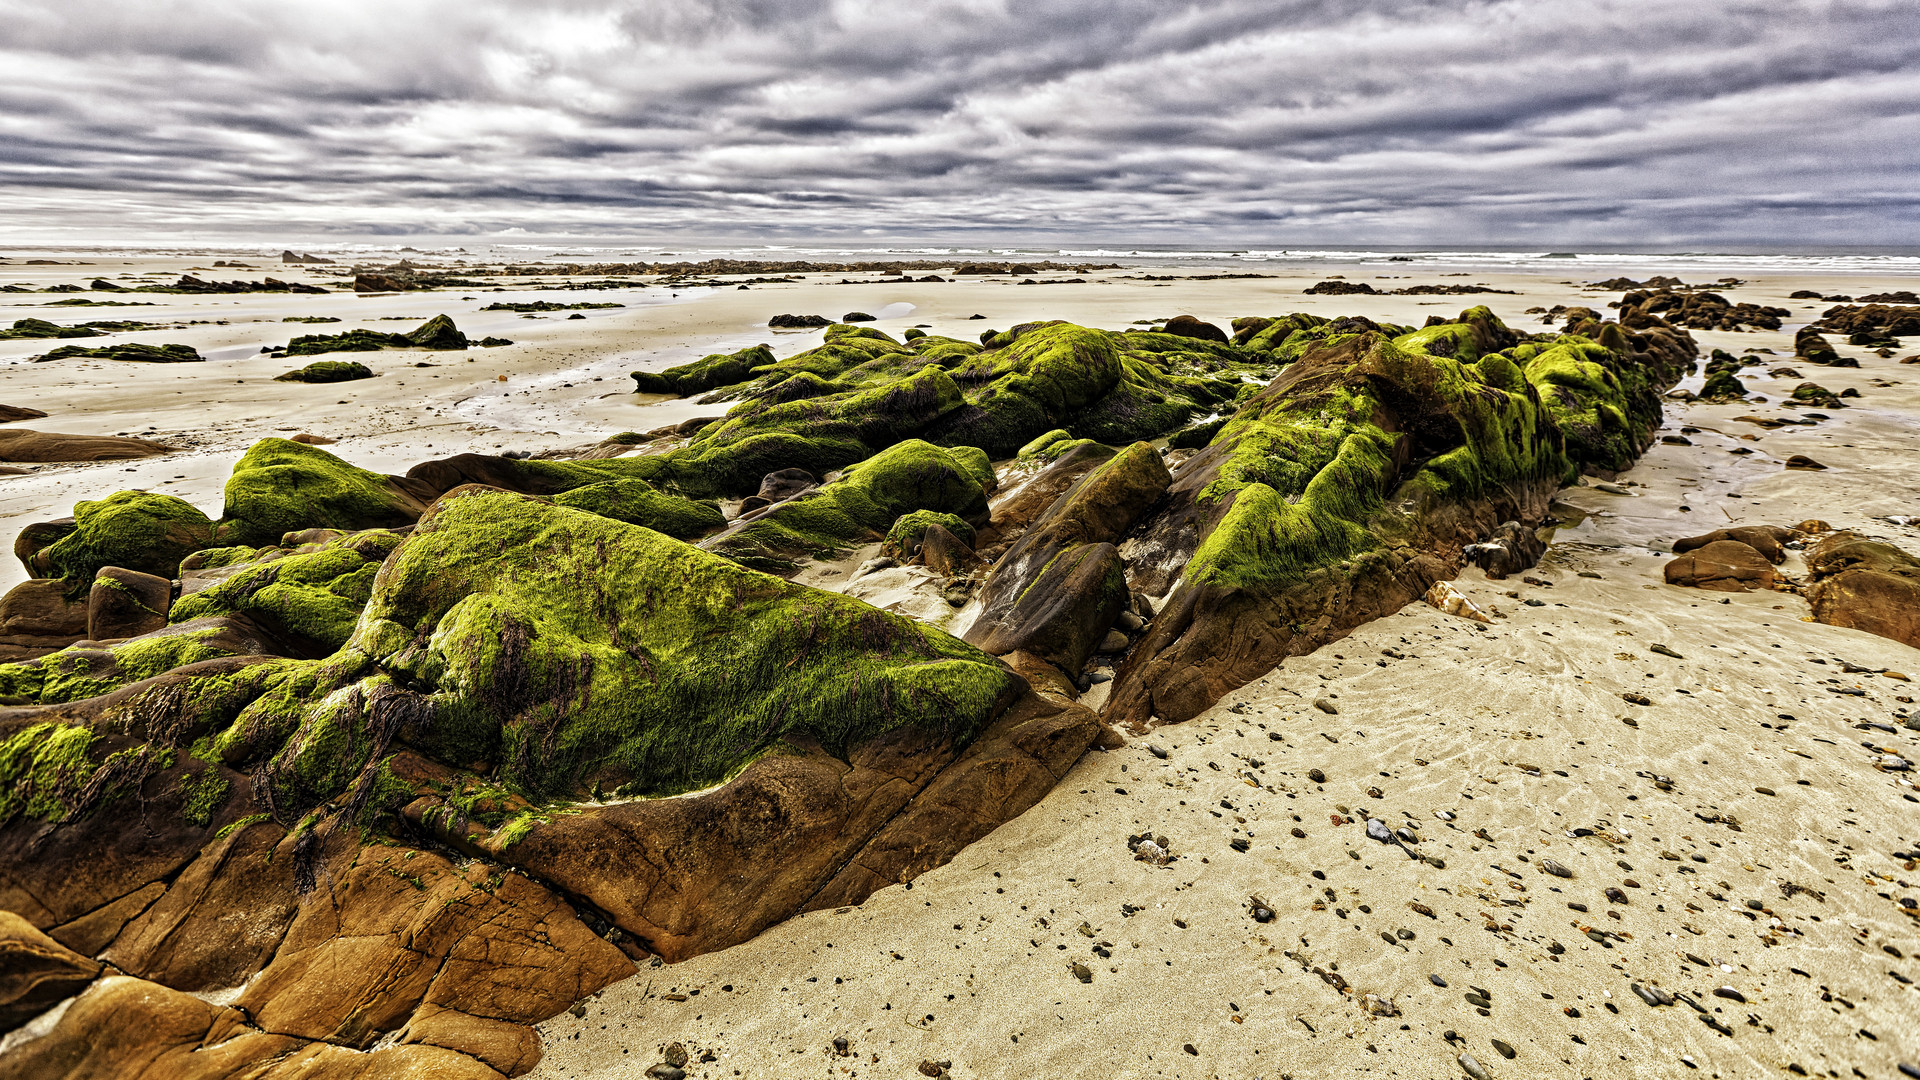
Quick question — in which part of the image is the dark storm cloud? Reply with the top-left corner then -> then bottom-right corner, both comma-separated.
0,0 -> 1915,243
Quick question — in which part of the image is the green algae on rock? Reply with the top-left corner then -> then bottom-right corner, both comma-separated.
251,487 -> 1022,811
170,531 -> 404,655
34,342 -> 203,363
218,439 -> 429,546
704,439 -> 993,572
269,313 -> 471,358
884,510 -> 977,557
27,490 -> 218,596
275,360 -> 375,383
549,479 -> 725,539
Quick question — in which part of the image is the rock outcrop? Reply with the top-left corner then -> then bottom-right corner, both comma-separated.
1099,305 -> 1693,727
1664,539 -> 1776,592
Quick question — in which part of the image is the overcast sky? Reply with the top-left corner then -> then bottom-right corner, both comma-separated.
1,0 -> 1915,247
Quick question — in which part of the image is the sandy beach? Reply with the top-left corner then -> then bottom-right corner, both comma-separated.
3,252 -> 1917,1079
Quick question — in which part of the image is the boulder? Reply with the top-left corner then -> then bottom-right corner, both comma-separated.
1663,539 -> 1775,592
0,429 -> 172,463
916,522 -> 977,575
276,360 -> 374,383
756,467 -> 817,503
85,567 -> 172,641
1672,525 -> 1797,564
0,405 -> 48,424
1805,533 -> 1920,649
1462,521 -> 1546,579
965,441 -> 1169,672
768,314 -> 830,329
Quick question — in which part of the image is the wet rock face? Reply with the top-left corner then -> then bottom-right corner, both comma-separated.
1806,532 -> 1920,649
1663,539 -> 1776,592
0,911 -> 101,1033
965,441 -> 1171,675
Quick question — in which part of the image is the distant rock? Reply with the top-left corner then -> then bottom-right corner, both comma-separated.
768,313 -> 830,328
1304,280 -> 1377,295
0,405 -> 48,424
276,360 -> 375,384
0,429 -> 174,463
841,311 -> 876,322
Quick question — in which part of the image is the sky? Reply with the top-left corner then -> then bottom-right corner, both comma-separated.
0,0 -> 1916,247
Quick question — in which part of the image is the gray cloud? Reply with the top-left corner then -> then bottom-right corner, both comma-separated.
0,0 -> 1914,245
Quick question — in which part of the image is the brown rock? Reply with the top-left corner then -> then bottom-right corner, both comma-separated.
0,578 -> 88,658
916,522 -> 976,575
1663,539 -> 1775,592
755,467 -> 816,504
0,910 -> 101,1032
976,441 -> 1118,546
1805,533 -> 1920,650
0,405 -> 49,424
0,973 -> 502,1080
289,433 -> 336,445
967,442 -> 1169,671
102,819 -> 297,994
1160,315 -> 1229,344
85,567 -> 172,641
0,429 -> 172,463
1671,525 -> 1798,564
967,542 -> 1128,673
1784,454 -> 1827,470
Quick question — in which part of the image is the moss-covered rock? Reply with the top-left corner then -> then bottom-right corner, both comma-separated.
244,488 -> 1023,810
883,510 -> 976,557
35,342 -> 203,363
218,439 -> 430,547
631,344 -> 776,396
275,314 -> 470,358
276,360 -> 374,383
28,491 -> 217,597
550,479 -> 725,539
170,531 -> 404,655
704,440 -> 993,572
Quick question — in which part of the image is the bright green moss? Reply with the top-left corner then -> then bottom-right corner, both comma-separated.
218,439 -> 422,546
177,767 -> 232,827
0,625 -> 242,705
707,439 -> 993,571
550,479 -> 725,539
0,722 -> 98,822
1185,315 -> 1575,593
252,489 -> 1021,809
170,531 -> 403,652
1018,429 -> 1073,459
36,490 -> 216,596
631,344 -> 776,396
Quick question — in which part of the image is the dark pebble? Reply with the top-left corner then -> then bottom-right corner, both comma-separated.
1431,974 -> 1449,987
1491,1038 -> 1516,1059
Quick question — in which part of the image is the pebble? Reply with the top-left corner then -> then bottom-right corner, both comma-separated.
1430,974 -> 1448,987
1651,643 -> 1683,659
1622,692 -> 1651,706
1712,986 -> 1746,1002
1490,1038 -> 1516,1059
1314,697 -> 1339,714
1070,961 -> 1093,983
1458,1051 -> 1493,1080
1540,858 -> 1573,878
1307,768 -> 1326,783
